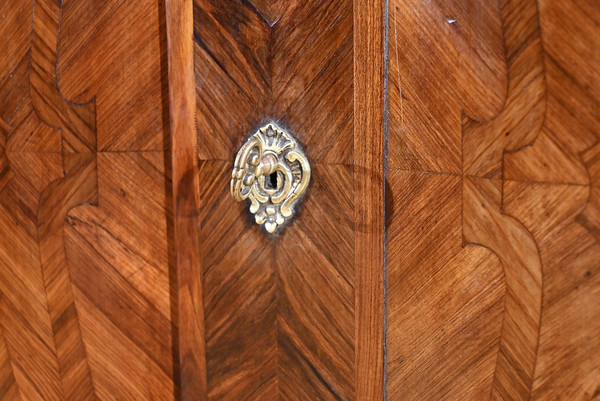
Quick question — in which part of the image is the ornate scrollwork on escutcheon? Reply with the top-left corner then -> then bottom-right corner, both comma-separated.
230,123 -> 311,233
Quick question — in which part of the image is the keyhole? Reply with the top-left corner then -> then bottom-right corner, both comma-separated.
266,172 -> 278,189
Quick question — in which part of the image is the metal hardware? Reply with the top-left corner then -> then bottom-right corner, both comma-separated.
231,123 -> 311,233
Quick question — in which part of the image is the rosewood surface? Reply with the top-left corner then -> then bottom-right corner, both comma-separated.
0,0 -> 597,400
387,0 -> 599,399
0,0 -> 176,399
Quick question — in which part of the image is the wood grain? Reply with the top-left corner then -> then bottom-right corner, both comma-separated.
193,0 -> 359,396
354,0 -> 386,398
165,0 -> 207,398
0,0 -> 597,398
0,0 -> 176,399
1,1 -> 96,398
387,0 -> 599,399
170,0 -> 386,398
504,0 -> 600,398
387,170 -> 505,399
461,1 -> 546,397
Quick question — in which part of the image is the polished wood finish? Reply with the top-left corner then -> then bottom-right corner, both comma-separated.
165,0 -> 388,398
0,0 -> 176,399
165,0 -> 207,398
0,0 -> 598,399
184,0 -> 366,398
387,0 -> 599,400
354,0 -> 386,399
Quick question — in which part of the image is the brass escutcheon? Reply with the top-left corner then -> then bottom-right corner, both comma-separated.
230,123 -> 311,233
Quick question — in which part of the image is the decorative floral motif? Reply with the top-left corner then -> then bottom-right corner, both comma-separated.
231,123 -> 311,233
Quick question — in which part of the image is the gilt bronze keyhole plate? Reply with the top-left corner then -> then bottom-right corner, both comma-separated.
230,123 -> 311,233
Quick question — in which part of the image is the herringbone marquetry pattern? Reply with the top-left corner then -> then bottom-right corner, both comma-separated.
192,0 -> 356,399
